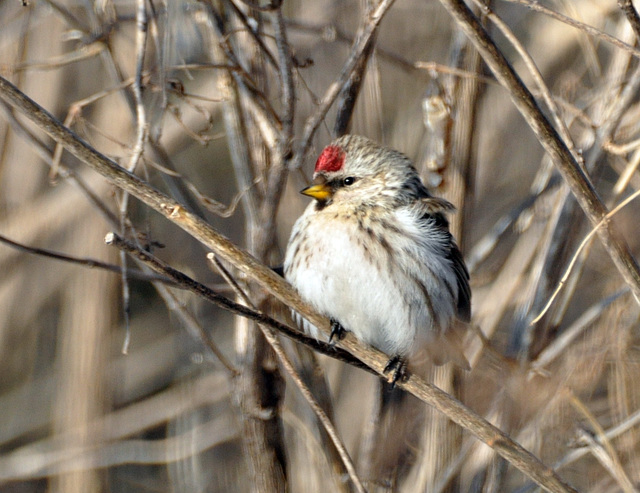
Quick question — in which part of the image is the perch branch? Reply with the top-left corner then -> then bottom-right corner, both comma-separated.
0,74 -> 578,493
104,232 -> 367,372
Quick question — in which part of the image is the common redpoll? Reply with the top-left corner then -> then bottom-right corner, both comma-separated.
284,135 -> 471,379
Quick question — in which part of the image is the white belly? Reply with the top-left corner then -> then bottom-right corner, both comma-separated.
284,205 -> 457,357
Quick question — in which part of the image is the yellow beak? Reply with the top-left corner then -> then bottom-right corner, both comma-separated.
300,183 -> 332,201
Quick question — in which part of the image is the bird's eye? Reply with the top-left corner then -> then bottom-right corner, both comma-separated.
342,177 -> 356,186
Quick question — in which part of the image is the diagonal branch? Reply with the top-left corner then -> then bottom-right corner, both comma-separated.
104,231 -> 366,371
0,233 -> 172,284
294,0 -> 397,165
619,0 -> 640,41
504,0 -> 640,60
436,0 -> 640,306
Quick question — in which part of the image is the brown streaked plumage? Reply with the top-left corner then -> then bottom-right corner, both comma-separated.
284,135 -> 471,378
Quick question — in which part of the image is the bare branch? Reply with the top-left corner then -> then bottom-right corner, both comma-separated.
436,0 -> 640,307
294,0 -> 397,166
128,0 -> 149,172
569,393 -> 637,493
468,0 -> 579,160
104,232 -> 366,372
118,0 -> 150,355
210,256 -> 364,493
0,233 -> 172,284
531,188 -> 640,323
0,100 -> 119,225
272,6 -> 294,143
503,0 -> 640,60
619,0 -> 640,41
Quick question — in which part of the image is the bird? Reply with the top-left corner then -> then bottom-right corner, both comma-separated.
284,135 -> 471,382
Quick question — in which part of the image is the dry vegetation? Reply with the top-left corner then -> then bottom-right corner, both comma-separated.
1,0 -> 640,492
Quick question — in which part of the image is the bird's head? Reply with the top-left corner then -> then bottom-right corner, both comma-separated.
301,135 -> 421,208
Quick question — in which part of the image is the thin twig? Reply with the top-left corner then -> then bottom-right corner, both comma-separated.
415,60 -> 496,85
209,256 -> 365,493
436,0 -> 640,310
614,146 -> 640,195
201,3 -> 281,147
106,233 -> 239,372
104,231 -> 367,372
529,289 -> 627,377
332,0 -> 377,137
0,233 -> 172,284
4,43 -> 105,73
468,0 -> 579,161
531,188 -> 640,324
294,0 -> 397,167
503,0 -> 640,60
118,0 -> 150,355
0,101 -> 119,226
183,176 -> 262,218
619,0 -> 640,41
226,0 -> 279,70
553,400 -> 640,474
155,282 -> 239,375
212,38 -> 261,225
285,18 -> 418,74
569,392 -> 637,493
129,0 -> 148,173
332,38 -> 375,137
466,176 -> 560,273
50,76 -> 135,178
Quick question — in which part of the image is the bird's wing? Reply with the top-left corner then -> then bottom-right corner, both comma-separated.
447,243 -> 471,322
413,194 -> 471,323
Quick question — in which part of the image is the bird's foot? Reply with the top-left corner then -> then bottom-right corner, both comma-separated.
329,319 -> 347,344
383,356 -> 408,388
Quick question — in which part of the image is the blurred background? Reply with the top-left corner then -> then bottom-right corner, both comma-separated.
1,0 -> 640,491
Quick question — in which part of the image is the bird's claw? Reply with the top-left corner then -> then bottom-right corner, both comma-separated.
329,319 -> 347,344
383,356 -> 408,388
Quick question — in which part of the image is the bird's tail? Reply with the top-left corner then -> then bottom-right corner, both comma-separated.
422,322 -> 470,370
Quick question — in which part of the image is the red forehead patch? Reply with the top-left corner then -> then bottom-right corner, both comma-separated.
314,145 -> 345,173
